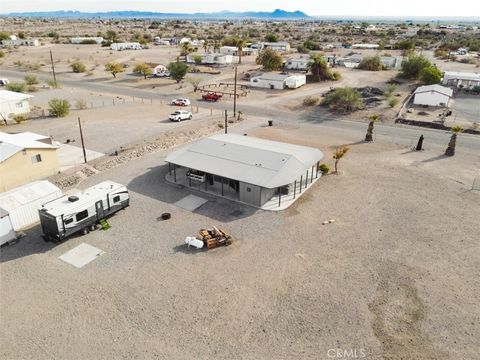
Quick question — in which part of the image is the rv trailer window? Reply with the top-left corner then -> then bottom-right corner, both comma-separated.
76,210 -> 88,222
64,218 -> 73,224
113,195 -> 120,203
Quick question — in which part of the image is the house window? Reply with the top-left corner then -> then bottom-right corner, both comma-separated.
16,102 -> 24,108
31,154 -> 42,164
76,210 -> 88,222
113,195 -> 120,203
64,218 -> 73,224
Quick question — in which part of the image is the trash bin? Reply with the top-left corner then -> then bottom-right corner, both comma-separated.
268,120 -> 273,127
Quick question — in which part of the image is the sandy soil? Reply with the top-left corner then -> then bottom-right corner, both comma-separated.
1,122 -> 478,360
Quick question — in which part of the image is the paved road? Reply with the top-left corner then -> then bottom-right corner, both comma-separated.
2,68 -> 480,154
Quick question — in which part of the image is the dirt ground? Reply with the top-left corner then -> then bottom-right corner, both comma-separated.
1,122 -> 478,360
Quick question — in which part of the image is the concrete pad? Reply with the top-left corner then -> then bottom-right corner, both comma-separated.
58,144 -> 104,171
174,194 -> 208,211
59,243 -> 104,268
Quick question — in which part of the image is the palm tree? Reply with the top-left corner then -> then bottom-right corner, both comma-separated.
445,125 -> 463,156
235,38 -> 247,65
333,146 -> 350,173
213,40 -> 221,54
365,114 -> 380,142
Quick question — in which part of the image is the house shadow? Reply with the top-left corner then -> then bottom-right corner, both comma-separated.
127,163 -> 259,223
0,225 -> 59,264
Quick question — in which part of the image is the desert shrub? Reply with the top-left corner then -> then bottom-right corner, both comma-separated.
46,31 -> 59,39
13,60 -> 24,67
217,123 -> 224,129
303,96 -> 319,106
81,39 -> 97,44
434,48 -> 449,59
459,58 -> 476,64
76,99 -> 87,110
48,99 -> 70,117
383,83 -> 398,97
256,48 -> 283,71
6,82 -> 26,93
319,163 -> 330,174
308,53 -> 338,82
26,62 -> 42,71
472,86 -> 480,94
321,87 -> 363,113
400,54 -> 432,79
332,71 -> 341,81
14,115 -> 25,124
388,97 -> 399,108
27,85 -> 38,92
24,74 -> 38,85
70,61 -> 86,73
46,79 -> 60,88
420,65 -> 442,84
358,55 -> 384,71
105,62 -> 124,78
0,50 -> 4,58
193,54 -> 203,65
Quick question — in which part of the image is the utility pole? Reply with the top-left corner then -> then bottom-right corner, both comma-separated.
224,110 -> 228,134
233,66 -> 238,117
78,117 -> 87,163
49,50 -> 57,85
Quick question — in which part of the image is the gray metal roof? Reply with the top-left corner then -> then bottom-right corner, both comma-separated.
0,131 -> 58,163
414,84 -> 453,97
165,134 -> 324,188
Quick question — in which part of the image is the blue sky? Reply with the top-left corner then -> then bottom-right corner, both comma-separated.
1,0 -> 479,17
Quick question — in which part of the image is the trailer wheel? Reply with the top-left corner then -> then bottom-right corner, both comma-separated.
90,224 -> 96,231
82,228 -> 89,235
42,235 -> 49,242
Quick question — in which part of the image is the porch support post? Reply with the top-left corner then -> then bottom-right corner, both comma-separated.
168,163 -> 171,176
278,188 -> 281,207
173,164 -> 176,183
221,178 -> 224,196
311,166 -> 314,182
300,175 -> 303,192
305,170 -> 309,187
293,181 -> 296,199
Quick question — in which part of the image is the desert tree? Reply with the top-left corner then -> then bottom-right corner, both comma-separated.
358,55 -> 384,71
308,53 -> 340,82
365,114 -> 381,142
48,99 -> 70,117
400,54 -> 432,79
105,62 -> 124,78
167,62 -> 189,83
133,63 -> 153,79
234,38 -> 247,65
420,65 -> 442,84
333,146 -> 350,173
24,74 -> 38,85
445,126 -> 463,156
256,48 -> 283,71
185,76 -> 201,92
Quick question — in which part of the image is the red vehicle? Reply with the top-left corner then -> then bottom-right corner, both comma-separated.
202,92 -> 222,102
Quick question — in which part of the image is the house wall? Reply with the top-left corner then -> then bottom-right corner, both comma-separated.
0,214 -> 16,245
285,75 -> 306,89
414,92 -> 450,107
0,99 -> 31,118
260,187 -> 277,206
250,78 -> 285,89
239,182 -> 262,206
0,149 -> 59,192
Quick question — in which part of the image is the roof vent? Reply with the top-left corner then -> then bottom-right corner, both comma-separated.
68,195 -> 79,202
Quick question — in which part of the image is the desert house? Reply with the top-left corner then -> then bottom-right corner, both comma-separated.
285,56 -> 310,71
165,134 -> 324,209
253,41 -> 291,52
0,132 -> 60,192
0,180 -> 62,245
442,71 -> 480,89
219,46 -> 258,57
70,37 -> 104,44
250,73 -> 306,89
413,84 -> 454,107
186,53 -> 233,65
0,90 -> 34,122
110,42 -> 142,51
153,65 -> 168,75
0,38 -> 39,47
352,43 -> 379,49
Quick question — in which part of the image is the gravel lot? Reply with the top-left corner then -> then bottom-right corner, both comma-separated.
1,123 -> 479,360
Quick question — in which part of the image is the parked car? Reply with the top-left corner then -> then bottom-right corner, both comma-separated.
154,71 -> 170,78
0,79 -> 10,86
169,110 -> 193,122
202,92 -> 222,102
171,98 -> 190,106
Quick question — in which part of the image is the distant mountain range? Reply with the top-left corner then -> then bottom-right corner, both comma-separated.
5,9 -> 310,19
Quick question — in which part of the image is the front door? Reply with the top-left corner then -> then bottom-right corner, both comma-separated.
95,200 -> 104,220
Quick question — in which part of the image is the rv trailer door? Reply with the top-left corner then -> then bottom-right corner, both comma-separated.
95,201 -> 105,220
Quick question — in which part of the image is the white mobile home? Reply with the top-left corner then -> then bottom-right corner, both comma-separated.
219,46 -> 258,57
352,43 -> 379,49
285,57 -> 310,71
110,42 -> 142,51
70,37 -> 104,44
442,71 -> 480,89
250,73 -> 306,90
0,90 -> 34,120
413,85 -> 453,107
0,181 -> 62,240
1,38 -> 39,47
259,42 -> 291,52
0,207 -> 15,245
187,53 -> 233,65
39,181 -> 129,242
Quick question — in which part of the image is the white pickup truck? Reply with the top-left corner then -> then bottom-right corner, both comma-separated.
169,110 -> 193,122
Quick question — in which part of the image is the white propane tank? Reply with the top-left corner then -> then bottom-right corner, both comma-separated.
185,236 -> 204,249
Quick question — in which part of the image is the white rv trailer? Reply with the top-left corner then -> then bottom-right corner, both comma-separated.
39,181 -> 129,242
110,42 -> 142,51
